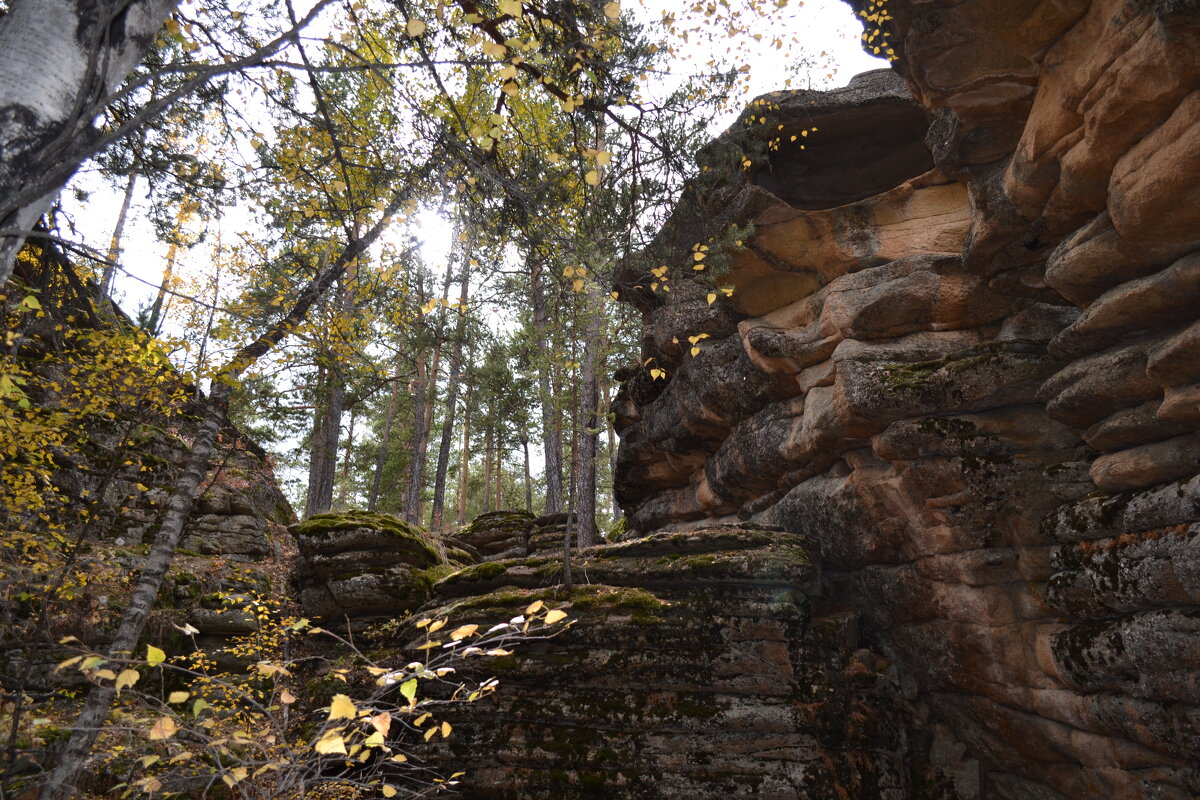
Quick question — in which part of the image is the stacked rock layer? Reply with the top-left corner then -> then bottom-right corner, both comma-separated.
612,3 -> 1200,797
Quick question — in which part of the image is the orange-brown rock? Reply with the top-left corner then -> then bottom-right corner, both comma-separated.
611,2 -> 1200,796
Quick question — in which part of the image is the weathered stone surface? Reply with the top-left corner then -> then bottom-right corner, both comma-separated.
291,511 -> 452,627
405,525 -> 919,799
609,2 -> 1200,793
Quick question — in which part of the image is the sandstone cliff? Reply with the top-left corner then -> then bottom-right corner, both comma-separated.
610,2 -> 1200,798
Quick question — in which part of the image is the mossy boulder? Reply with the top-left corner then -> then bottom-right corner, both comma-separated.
292,510 -> 449,627
456,509 -> 536,560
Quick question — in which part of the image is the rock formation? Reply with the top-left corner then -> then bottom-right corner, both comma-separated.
610,2 -> 1200,798
408,525 -> 916,799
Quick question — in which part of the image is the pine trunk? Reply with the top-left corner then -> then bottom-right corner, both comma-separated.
367,358 -> 404,512
521,433 -> 533,513
99,168 -> 139,299
430,259 -> 470,531
404,354 -> 430,523
456,383 -> 473,525
482,427 -> 494,514
531,261 -> 564,513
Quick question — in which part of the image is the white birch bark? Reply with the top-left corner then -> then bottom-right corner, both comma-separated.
0,0 -> 178,282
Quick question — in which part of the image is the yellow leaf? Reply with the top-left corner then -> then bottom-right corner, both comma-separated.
313,731 -> 347,755
280,689 -> 296,704
115,668 -> 140,694
610,291 -> 620,300
525,600 -> 544,615
498,0 -> 522,15
364,731 -> 385,747
383,787 -> 399,798
544,609 -> 568,625
424,727 -> 437,741
407,18 -> 427,36
328,694 -> 356,720
168,691 -> 189,704
428,618 -> 447,633
55,656 -> 83,673
604,1 -> 620,18
441,721 -> 452,737
371,711 -> 393,736
93,669 -> 117,681
146,645 -> 166,667
691,347 -> 701,356
450,624 -> 478,641
148,717 -> 178,741
584,170 -> 600,186
414,713 -> 431,726
572,279 -> 585,292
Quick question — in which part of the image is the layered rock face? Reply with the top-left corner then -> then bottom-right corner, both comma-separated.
292,511 -> 462,630
612,4 -> 1200,797
412,525 -> 915,799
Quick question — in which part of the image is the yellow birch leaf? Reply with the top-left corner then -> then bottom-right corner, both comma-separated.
544,609 -> 568,625
328,694 -> 356,720
146,645 -> 166,666
450,624 -> 478,641
441,721 -> 452,737
148,717 -> 178,741
115,668 -> 140,694
383,786 -> 399,798
584,170 -> 600,186
526,600 -> 545,615
604,1 -> 620,18
280,689 -> 296,704
168,691 -> 189,704
313,731 -> 347,755
371,711 -> 393,735
407,18 -> 427,36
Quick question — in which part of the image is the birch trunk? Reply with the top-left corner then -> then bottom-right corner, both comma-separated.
0,0 -> 179,282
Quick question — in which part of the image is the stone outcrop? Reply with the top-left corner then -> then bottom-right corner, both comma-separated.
611,3 -> 1200,797
407,525 -> 921,799
292,511 -> 463,630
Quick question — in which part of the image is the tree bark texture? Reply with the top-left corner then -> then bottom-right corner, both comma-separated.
0,0 -> 179,282
429,260 -> 470,531
456,382 -> 473,525
531,262 -> 563,513
367,359 -> 404,512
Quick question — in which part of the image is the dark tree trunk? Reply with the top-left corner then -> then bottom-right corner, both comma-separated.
574,298 -> 604,548
367,358 -> 404,512
521,432 -> 533,513
430,259 -> 470,530
99,168 -> 139,299
482,426 -> 494,514
404,354 -> 430,523
456,382 -> 473,525
531,261 -> 563,513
